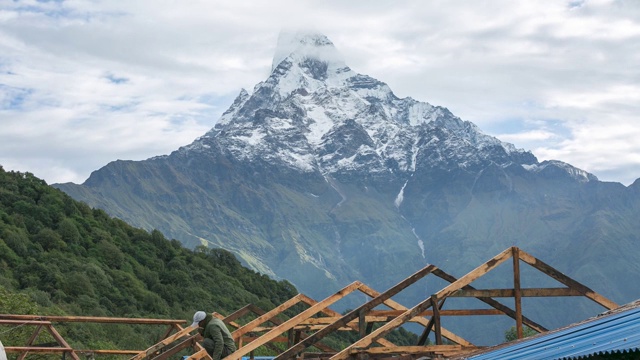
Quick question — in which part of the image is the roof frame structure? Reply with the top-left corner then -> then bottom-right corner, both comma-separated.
325,246 -> 618,360
9,247 -> 614,360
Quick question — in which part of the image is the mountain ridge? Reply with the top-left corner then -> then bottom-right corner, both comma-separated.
54,31 -> 640,344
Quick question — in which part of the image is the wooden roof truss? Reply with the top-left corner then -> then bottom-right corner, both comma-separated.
0,246 -> 619,360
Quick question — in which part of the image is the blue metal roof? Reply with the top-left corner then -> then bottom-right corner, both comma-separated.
466,300 -> 640,360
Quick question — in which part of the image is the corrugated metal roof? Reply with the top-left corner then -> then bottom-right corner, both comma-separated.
465,300 -> 640,360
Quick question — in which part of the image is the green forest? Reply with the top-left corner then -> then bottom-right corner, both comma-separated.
0,166 -> 300,354
0,166 -> 419,357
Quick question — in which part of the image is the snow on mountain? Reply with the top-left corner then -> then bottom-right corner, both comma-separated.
523,160 -> 598,182
184,31 -> 588,183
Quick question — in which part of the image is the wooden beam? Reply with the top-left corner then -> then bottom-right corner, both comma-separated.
45,324 -> 80,360
518,250 -> 619,310
330,299 -> 435,360
297,292 -> 395,348
5,347 -> 74,353
233,304 -> 336,353
131,325 -> 197,360
0,320 -> 51,325
151,335 -> 200,360
513,247 -> 523,339
0,314 -> 185,325
185,348 -> 212,360
356,309 -> 508,318
331,249 -> 516,360
224,305 -> 254,323
16,323 -> 43,360
432,268 -> 548,333
274,264 -> 439,360
450,288 -> 583,297
432,296 -> 442,345
227,281 -> 364,360
232,294 -> 305,340
356,283 -> 473,347
77,349 -> 143,355
435,247 -> 514,300
355,345 -> 472,355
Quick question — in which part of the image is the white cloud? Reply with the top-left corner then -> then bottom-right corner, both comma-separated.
0,0 -> 639,185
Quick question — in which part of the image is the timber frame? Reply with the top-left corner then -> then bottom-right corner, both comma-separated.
0,247 -> 620,360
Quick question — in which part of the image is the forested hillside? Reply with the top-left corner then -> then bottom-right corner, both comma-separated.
0,166 -> 297,351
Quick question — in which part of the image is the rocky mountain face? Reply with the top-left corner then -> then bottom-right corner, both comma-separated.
54,32 -> 640,344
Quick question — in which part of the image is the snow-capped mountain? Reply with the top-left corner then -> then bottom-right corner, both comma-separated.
55,31 -> 640,345
184,31 -> 537,182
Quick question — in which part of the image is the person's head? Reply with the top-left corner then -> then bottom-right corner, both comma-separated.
191,311 -> 207,328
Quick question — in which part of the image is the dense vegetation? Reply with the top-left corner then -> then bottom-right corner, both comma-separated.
0,166 -> 419,356
0,166 -> 297,353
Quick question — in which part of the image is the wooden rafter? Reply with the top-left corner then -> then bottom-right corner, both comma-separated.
225,281 -> 364,360
517,249 -> 618,310
274,264 -> 439,360
232,293 -> 306,340
431,267 -> 548,333
0,247 -> 620,360
328,246 -> 618,360
131,325 -> 198,360
297,291 -> 396,348
356,284 -> 473,347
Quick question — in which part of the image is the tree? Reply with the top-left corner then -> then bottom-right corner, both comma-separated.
504,325 -> 537,342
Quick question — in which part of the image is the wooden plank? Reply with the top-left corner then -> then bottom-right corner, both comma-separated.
16,324 -> 43,360
362,309 -> 507,317
0,314 -> 185,325
226,281 -> 364,360
233,304 -> 337,353
274,264 -> 439,360
76,349 -> 143,355
450,288 -> 583,297
0,320 -> 51,325
518,250 -> 619,310
432,296 -> 442,345
5,347 -> 74,353
185,348 -> 212,360
45,324 -> 80,360
434,247 -> 514,300
224,305 -> 254,323
358,310 -> 366,339
151,335 -> 199,360
331,250 -> 516,360
432,268 -> 548,333
131,325 -> 197,360
513,247 -> 523,339
297,293 -> 396,348
329,299 -> 435,360
232,294 -> 304,340
356,284 -> 472,347
355,345 -> 466,355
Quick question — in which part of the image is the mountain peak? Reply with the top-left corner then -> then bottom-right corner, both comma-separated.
271,30 -> 345,72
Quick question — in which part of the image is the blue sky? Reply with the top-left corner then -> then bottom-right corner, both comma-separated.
1,0 -> 639,185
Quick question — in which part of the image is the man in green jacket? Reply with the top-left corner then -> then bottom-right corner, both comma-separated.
191,311 -> 237,360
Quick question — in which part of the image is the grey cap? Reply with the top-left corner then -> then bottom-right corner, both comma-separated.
191,311 -> 207,328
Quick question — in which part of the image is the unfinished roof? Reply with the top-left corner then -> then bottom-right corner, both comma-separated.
464,299 -> 640,360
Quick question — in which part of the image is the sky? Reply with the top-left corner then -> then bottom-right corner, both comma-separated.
1,0 -> 639,186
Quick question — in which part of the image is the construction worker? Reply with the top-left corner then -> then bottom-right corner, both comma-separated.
191,311 -> 236,360
0,339 -> 6,360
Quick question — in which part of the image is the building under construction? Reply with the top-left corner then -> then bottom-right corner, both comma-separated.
1,247 -> 634,360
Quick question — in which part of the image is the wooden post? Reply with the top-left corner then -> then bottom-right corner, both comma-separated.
17,324 -> 44,360
358,310 -> 366,339
288,329 -> 295,348
274,265 -> 439,360
512,247 -> 523,339
431,296 -> 442,346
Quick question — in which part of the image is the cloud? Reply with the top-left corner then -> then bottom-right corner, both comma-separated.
0,0 -> 639,185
